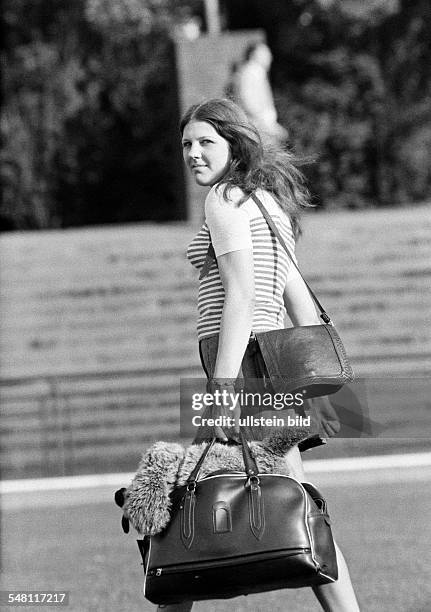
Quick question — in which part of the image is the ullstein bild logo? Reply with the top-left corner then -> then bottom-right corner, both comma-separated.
191,413 -> 312,428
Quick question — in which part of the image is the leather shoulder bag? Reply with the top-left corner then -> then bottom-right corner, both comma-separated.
200,192 -> 354,399
138,430 -> 338,605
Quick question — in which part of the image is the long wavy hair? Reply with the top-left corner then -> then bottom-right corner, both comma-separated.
180,98 -> 313,238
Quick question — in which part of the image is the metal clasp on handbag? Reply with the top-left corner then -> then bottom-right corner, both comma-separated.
320,312 -> 333,325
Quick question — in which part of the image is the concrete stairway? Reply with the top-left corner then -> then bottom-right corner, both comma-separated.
1,204 -> 430,478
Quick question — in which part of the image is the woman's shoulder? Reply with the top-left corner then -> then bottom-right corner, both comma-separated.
205,184 -> 246,215
205,185 -> 293,231
253,188 -> 280,208
243,189 -> 293,225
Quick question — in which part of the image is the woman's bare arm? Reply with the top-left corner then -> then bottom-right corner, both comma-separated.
283,273 -> 322,326
212,248 -> 255,379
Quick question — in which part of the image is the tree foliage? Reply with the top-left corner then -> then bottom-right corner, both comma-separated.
227,0 -> 431,208
1,0 -> 196,229
1,0 -> 430,229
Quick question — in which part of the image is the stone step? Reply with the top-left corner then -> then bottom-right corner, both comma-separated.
0,310 -> 427,344
1,204 -> 429,478
2,253 -> 430,288
1,343 -> 430,379
0,398 -> 176,430
1,283 -> 427,316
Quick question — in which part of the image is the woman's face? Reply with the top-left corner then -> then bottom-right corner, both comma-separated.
182,120 -> 232,187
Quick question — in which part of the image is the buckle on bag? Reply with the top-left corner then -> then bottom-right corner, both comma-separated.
247,474 -> 260,488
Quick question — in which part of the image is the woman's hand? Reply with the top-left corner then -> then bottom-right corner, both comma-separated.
207,379 -> 241,442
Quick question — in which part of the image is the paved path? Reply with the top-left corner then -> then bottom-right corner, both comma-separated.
1,457 -> 430,612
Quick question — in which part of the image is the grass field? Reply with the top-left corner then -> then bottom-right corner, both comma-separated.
2,469 -> 431,612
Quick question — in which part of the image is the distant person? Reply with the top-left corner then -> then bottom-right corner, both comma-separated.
228,42 -> 288,146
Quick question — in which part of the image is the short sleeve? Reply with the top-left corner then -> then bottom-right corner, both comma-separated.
282,223 -> 300,284
205,186 -> 252,257
276,213 -> 298,283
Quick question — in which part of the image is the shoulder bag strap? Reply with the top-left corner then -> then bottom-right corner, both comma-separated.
199,192 -> 331,323
250,193 -> 331,324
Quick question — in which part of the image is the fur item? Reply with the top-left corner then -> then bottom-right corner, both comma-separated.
121,426 -> 310,536
125,442 -> 185,535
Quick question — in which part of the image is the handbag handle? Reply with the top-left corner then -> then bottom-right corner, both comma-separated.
200,192 -> 331,324
187,429 -> 259,488
186,437 -> 217,487
182,431 -> 265,547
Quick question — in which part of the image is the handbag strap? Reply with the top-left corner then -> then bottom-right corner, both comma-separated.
186,437 -> 217,486
182,432 -> 264,546
250,193 -> 331,324
199,193 -> 331,323
187,430 -> 259,487
239,428 -> 260,476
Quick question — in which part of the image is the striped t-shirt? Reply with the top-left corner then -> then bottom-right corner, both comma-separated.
186,185 -> 300,340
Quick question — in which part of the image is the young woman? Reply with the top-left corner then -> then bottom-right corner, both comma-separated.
156,98 -> 360,611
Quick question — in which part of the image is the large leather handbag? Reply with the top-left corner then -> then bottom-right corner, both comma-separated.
137,431 -> 338,605
200,192 -> 354,399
